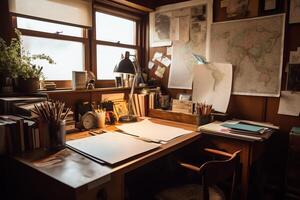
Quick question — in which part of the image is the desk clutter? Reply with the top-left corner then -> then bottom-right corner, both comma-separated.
0,115 -> 38,154
67,119 -> 192,165
199,120 -> 279,141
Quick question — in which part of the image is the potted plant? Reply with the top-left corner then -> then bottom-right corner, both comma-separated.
0,29 -> 55,93
0,32 -> 21,92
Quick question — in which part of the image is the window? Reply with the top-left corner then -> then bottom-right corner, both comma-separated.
17,17 -> 84,37
15,16 -> 88,81
95,11 -> 138,80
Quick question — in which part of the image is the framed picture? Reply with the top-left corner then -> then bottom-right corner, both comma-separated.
113,100 -> 128,119
178,93 -> 191,101
260,0 -> 284,15
72,71 -> 87,90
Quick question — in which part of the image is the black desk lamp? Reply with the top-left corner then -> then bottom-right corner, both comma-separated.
114,51 -> 137,122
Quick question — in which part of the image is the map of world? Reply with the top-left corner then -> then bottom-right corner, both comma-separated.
210,14 -> 285,96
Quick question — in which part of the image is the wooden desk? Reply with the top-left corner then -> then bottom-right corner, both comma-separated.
7,118 -> 199,200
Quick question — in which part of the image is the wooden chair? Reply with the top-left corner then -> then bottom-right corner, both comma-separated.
156,148 -> 241,200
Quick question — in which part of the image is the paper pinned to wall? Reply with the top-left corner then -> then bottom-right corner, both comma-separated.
152,52 -> 163,62
192,63 -> 233,113
289,0 -> 300,24
155,65 -> 166,79
167,46 -> 173,56
167,1 -> 212,89
168,41 -> 195,89
171,17 -> 180,41
179,16 -> 190,43
148,61 -> 155,69
289,48 -> 300,64
278,91 -> 300,116
160,56 -> 171,67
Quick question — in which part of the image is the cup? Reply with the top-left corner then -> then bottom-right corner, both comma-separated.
96,111 -> 106,128
159,95 -> 170,110
197,115 -> 212,126
40,120 -> 66,151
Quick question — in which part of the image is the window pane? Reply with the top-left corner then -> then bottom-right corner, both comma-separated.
17,17 -> 84,37
96,12 -> 136,45
97,45 -> 136,80
22,36 -> 84,80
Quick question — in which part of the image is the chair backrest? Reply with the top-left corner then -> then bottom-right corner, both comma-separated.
199,149 -> 240,200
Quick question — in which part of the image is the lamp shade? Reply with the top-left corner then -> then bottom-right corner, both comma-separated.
114,51 -> 136,75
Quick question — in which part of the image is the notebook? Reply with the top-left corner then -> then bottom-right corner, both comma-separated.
221,123 -> 266,134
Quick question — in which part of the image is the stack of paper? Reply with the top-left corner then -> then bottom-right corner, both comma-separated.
67,132 -> 160,165
199,121 -> 275,141
116,119 -> 192,143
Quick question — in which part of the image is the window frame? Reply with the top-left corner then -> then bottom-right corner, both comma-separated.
11,13 -> 90,88
93,6 -> 143,86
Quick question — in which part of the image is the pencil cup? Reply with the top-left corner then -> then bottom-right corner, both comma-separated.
197,115 -> 212,126
96,112 -> 106,128
40,120 -> 66,151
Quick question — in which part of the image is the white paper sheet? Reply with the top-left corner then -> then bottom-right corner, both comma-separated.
289,48 -> 300,64
148,61 -> 155,69
168,41 -> 195,89
160,56 -> 172,67
192,63 -> 233,113
116,119 -> 192,142
155,66 -> 166,78
278,91 -> 300,116
152,52 -> 163,62
167,46 -> 173,56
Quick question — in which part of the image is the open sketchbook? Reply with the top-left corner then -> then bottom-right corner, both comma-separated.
116,119 -> 192,143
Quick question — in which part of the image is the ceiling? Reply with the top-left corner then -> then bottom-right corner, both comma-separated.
127,0 -> 189,9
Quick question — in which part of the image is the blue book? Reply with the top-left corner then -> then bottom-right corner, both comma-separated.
222,123 -> 266,133
291,127 -> 300,134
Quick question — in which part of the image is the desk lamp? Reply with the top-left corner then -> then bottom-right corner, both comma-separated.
114,51 -> 137,122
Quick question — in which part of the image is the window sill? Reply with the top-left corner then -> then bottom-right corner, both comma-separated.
40,86 -> 150,94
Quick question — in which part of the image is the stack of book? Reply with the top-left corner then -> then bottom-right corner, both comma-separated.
221,121 -> 275,140
132,93 -> 149,117
0,115 -> 40,155
13,101 -> 76,133
0,96 -> 47,114
148,92 -> 159,110
199,120 -> 278,142
63,110 -> 76,133
43,81 -> 56,90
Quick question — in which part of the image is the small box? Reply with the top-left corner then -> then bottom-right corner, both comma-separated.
172,99 -> 193,114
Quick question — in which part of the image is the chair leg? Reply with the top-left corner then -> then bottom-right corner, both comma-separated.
230,170 -> 237,200
203,176 -> 209,200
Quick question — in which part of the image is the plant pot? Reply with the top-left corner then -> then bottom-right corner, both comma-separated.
0,75 -> 14,93
17,77 -> 39,93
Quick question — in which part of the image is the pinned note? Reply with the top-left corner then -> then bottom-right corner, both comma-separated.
278,91 -> 300,116
152,52 -> 163,62
155,65 -> 166,79
148,61 -> 155,69
160,56 -> 171,67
